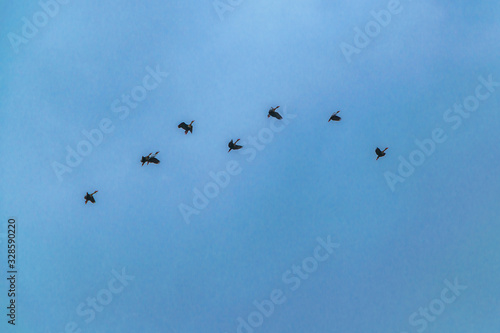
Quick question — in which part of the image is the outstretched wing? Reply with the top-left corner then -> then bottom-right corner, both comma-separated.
178,122 -> 188,130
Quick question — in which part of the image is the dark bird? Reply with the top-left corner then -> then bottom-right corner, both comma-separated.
84,191 -> 98,204
228,139 -> 243,153
375,147 -> 388,160
178,121 -> 194,134
141,151 -> 160,166
329,111 -> 341,122
268,106 -> 282,119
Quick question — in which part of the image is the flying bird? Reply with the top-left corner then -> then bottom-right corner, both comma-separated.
84,191 -> 98,204
141,151 -> 160,165
178,121 -> 194,134
228,139 -> 243,152
268,106 -> 282,119
375,147 -> 388,160
329,111 -> 341,122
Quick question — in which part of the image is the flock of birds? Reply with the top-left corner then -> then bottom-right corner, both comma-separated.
84,106 -> 389,204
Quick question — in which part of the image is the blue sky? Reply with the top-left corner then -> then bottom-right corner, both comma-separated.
1,1 -> 499,332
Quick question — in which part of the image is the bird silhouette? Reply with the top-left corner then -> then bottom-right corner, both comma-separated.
84,191 -> 98,204
178,121 -> 194,134
375,147 -> 388,160
329,111 -> 341,122
228,139 -> 243,152
268,106 -> 282,119
141,151 -> 160,165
